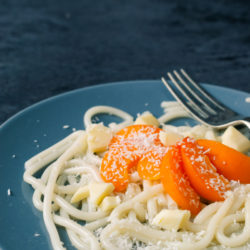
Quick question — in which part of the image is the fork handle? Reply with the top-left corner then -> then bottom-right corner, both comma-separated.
222,117 -> 250,131
242,117 -> 250,130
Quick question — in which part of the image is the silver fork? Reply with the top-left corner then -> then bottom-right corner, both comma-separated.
161,69 -> 250,129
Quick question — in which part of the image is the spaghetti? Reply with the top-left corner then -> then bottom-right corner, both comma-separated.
23,103 -> 250,249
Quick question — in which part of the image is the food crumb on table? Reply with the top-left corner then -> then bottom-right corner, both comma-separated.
245,97 -> 250,103
63,125 -> 70,129
7,188 -> 12,196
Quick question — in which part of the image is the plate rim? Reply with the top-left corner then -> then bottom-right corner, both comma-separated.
1,79 -> 249,130
0,79 -> 250,249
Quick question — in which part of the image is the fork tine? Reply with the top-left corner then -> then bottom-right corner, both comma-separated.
180,69 -> 226,111
162,70 -> 249,129
166,72 -> 208,118
162,75 -> 209,120
173,70 -> 217,115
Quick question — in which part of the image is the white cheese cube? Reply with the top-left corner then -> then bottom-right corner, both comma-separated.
71,185 -> 89,203
221,126 -> 250,152
87,123 -> 113,153
89,182 -> 114,205
100,196 -> 121,212
152,209 -> 190,230
134,112 -> 160,127
159,130 -> 183,146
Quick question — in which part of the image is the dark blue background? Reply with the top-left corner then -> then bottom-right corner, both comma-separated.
1,0 -> 250,125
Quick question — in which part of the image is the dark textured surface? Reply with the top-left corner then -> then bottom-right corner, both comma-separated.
1,0 -> 250,125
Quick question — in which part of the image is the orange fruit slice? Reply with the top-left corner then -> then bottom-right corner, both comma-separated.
181,137 -> 230,202
197,139 -> 250,184
160,145 -> 201,215
100,125 -> 166,191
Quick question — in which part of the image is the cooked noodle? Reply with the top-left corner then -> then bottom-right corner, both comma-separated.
23,102 -> 250,249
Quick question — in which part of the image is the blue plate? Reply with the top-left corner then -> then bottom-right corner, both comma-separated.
0,80 -> 249,250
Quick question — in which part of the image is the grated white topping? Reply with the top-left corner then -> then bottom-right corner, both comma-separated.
63,125 -> 70,129
7,188 -> 12,196
245,97 -> 250,103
